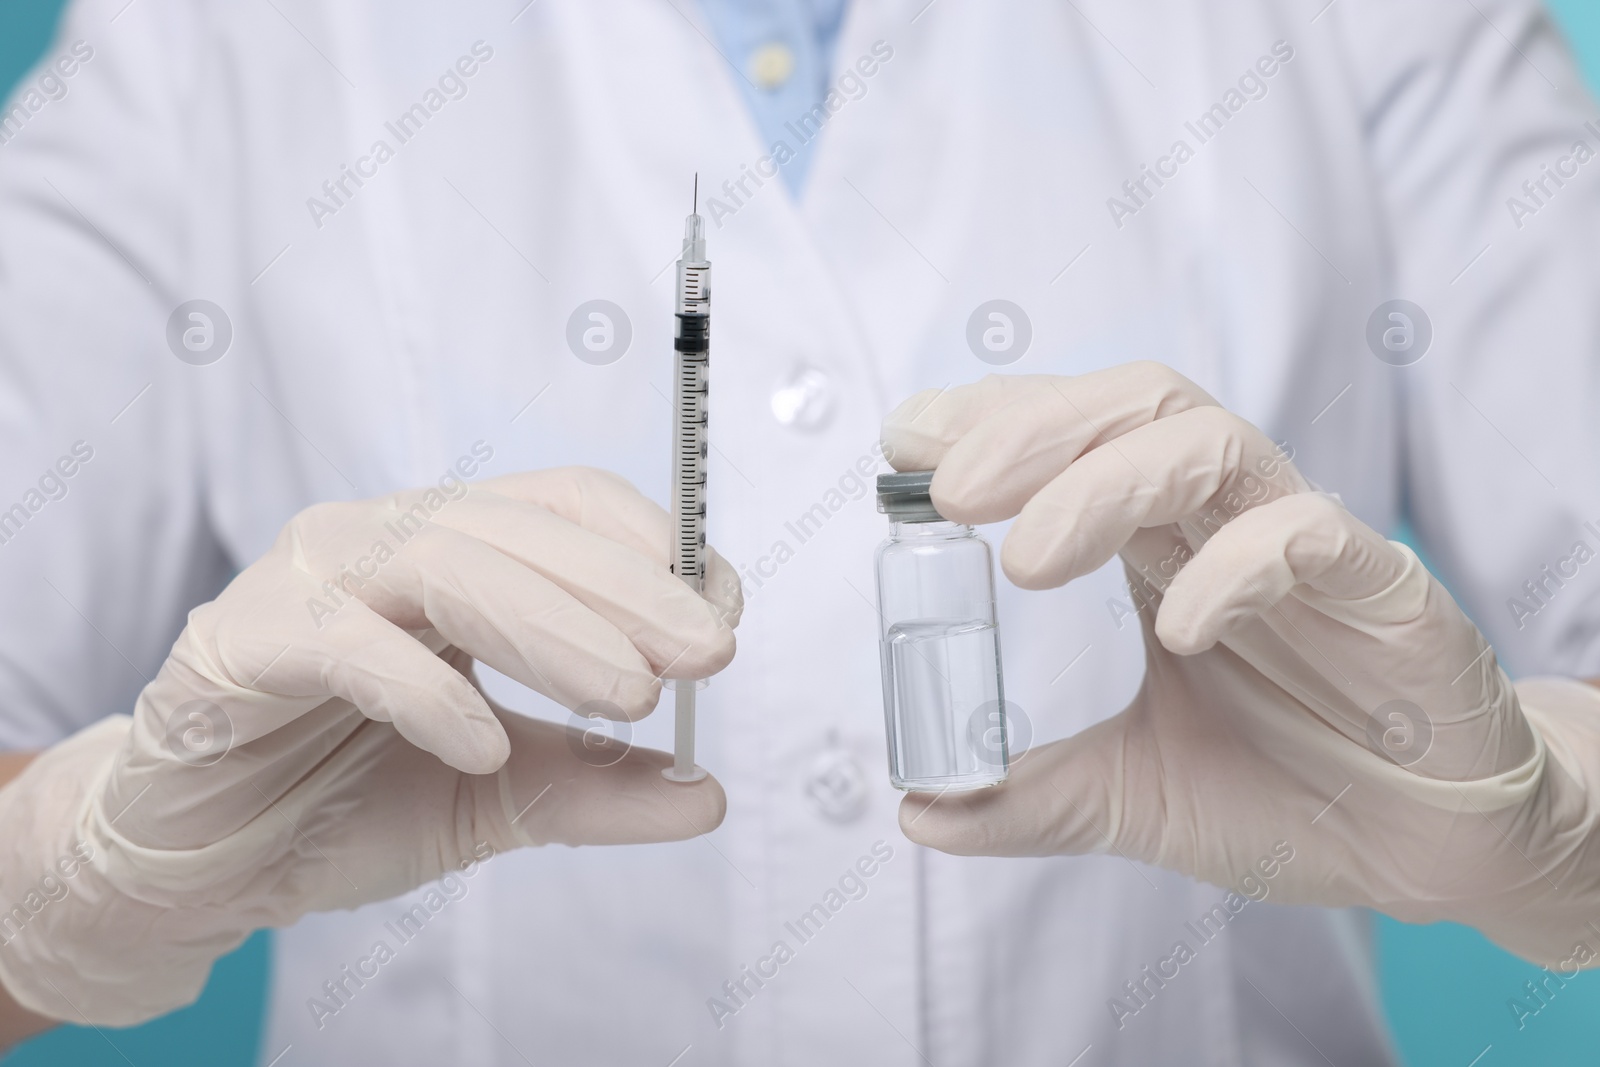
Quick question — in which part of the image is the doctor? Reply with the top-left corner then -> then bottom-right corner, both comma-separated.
0,0 -> 1599,1064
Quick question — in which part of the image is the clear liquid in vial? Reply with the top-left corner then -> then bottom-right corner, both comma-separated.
883,618 -> 1007,791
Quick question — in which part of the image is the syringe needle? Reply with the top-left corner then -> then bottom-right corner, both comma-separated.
693,172 -> 698,214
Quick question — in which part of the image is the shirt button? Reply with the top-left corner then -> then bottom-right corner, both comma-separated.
770,362 -> 836,432
748,42 -> 796,91
804,744 -> 869,824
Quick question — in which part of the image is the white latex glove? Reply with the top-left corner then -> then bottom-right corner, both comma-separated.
0,467 -> 740,1025
884,365 -> 1600,968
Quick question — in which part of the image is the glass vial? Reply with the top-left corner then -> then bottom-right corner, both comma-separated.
875,470 -> 1008,792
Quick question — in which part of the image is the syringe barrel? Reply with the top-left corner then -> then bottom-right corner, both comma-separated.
676,259 -> 710,315
670,250 -> 709,592
663,204 -> 713,784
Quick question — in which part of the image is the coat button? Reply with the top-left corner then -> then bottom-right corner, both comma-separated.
770,362 -> 836,431
803,742 -> 869,824
749,42 -> 796,91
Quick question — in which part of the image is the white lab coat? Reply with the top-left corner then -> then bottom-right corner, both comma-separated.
2,0 -> 1599,1063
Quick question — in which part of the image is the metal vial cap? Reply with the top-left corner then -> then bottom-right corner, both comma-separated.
876,470 -> 945,523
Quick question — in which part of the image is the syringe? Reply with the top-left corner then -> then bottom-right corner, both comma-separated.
662,178 -> 711,784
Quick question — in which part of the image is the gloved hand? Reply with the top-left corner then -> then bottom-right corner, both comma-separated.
884,365 -> 1600,968
0,467 -> 740,1025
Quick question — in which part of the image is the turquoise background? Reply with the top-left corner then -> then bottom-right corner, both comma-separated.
3,1 -> 1600,1063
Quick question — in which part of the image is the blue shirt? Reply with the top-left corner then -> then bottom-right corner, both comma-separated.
696,0 -> 850,192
